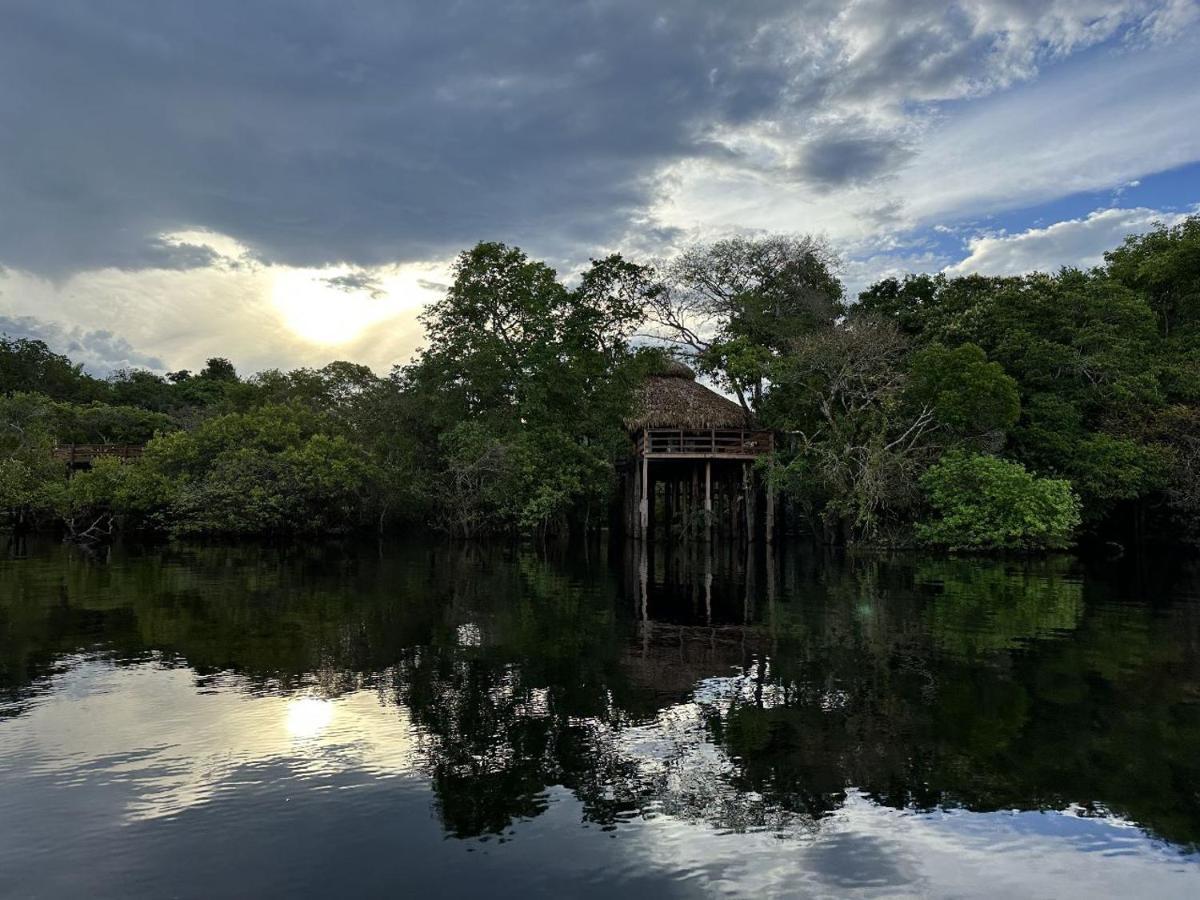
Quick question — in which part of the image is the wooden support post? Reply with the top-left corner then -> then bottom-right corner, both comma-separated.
691,467 -> 700,541
667,480 -> 676,542
745,462 -> 758,543
628,465 -> 638,535
765,475 -> 776,545
704,460 -> 712,542
743,540 -> 755,625
647,462 -> 657,542
703,541 -> 713,624
639,455 -> 649,541
681,472 -> 691,541
639,540 -> 650,657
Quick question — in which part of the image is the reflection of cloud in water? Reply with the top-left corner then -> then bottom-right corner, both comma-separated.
3,654 -> 1199,897
0,655 -> 418,823
620,791 -> 1199,898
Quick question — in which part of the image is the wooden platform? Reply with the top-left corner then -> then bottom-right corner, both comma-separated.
635,428 -> 773,460
52,444 -> 145,469
626,428 -> 776,544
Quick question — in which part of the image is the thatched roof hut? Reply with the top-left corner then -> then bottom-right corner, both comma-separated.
626,360 -> 751,432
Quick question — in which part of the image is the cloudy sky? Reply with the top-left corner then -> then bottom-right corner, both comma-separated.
1,0 -> 1198,375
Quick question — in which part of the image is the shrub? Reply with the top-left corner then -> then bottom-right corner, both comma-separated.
917,452 -> 1081,551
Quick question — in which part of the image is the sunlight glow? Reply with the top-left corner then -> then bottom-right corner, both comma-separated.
271,264 -> 448,346
272,269 -> 387,344
285,695 -> 335,739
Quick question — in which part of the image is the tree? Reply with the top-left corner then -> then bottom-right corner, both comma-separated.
111,404 -> 384,536
854,266 -> 1172,533
0,335 -> 104,401
647,235 -> 842,413
764,318 -> 937,542
409,242 -> 656,535
907,343 -> 1020,440
1105,217 -> 1200,339
917,452 -> 1081,551
0,416 -> 61,529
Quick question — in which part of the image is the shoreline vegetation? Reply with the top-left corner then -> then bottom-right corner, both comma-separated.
3,217 -> 1199,553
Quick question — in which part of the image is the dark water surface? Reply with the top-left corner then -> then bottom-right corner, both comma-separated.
3,538 -> 1200,898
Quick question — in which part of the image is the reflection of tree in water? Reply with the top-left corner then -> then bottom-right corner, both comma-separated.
917,557 -> 1084,657
692,551 -> 1200,848
3,539 -> 1200,848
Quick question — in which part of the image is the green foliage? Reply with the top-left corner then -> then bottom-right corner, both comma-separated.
5,217 -> 1200,547
0,336 -> 105,401
917,452 -> 1081,551
765,318 -> 934,542
121,404 -> 382,536
907,342 -> 1020,435
1105,216 -> 1200,339
407,242 -> 657,536
851,230 -> 1200,538
649,235 -> 843,411
0,434 -> 61,521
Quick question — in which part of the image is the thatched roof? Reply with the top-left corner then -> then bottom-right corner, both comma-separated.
626,360 -> 751,431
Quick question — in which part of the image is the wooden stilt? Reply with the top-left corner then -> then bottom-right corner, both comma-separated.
639,540 -> 649,656
647,464 -> 657,542
765,474 -> 776,545
664,477 -> 675,540
728,471 -> 738,539
745,462 -> 758,542
686,480 -> 696,542
703,541 -> 713,624
639,454 -> 649,541
704,460 -> 712,542
691,467 -> 700,541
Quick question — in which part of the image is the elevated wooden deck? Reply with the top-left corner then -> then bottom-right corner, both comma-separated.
53,444 -> 145,468
635,428 -> 773,460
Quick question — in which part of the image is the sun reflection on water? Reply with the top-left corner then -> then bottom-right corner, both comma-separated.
285,695 -> 335,740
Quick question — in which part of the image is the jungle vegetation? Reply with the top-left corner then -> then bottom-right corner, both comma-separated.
2,216 -> 1199,550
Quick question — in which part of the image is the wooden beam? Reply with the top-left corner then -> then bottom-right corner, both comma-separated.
640,454 -> 650,540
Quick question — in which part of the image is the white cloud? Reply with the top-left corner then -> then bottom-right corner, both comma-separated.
944,205 -> 1195,276
0,314 -> 165,373
0,238 -> 446,375
2,2 -> 1198,373
655,27 -> 1200,249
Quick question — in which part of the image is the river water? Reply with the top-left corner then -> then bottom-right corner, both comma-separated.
2,537 -> 1199,898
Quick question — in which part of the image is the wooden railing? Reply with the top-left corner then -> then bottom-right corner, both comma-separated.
52,444 -> 145,467
636,429 -> 773,458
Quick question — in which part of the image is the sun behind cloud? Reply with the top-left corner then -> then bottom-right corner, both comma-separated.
271,263 -> 446,346
272,268 -> 391,345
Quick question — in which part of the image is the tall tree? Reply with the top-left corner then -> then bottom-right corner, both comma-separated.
409,242 -> 657,535
646,235 -> 843,414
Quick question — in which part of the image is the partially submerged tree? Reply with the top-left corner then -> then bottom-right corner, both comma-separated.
406,242 -> 660,536
764,318 -> 936,542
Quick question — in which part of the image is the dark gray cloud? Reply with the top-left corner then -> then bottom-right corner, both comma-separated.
0,315 -> 164,375
322,271 -> 384,297
0,0 -> 1176,276
794,134 -> 914,188
0,0 -> 820,275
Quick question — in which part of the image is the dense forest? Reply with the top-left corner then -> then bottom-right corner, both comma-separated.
2,216 -> 1198,550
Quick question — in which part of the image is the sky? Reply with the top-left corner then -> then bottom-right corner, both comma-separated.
1,0 -> 1198,376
